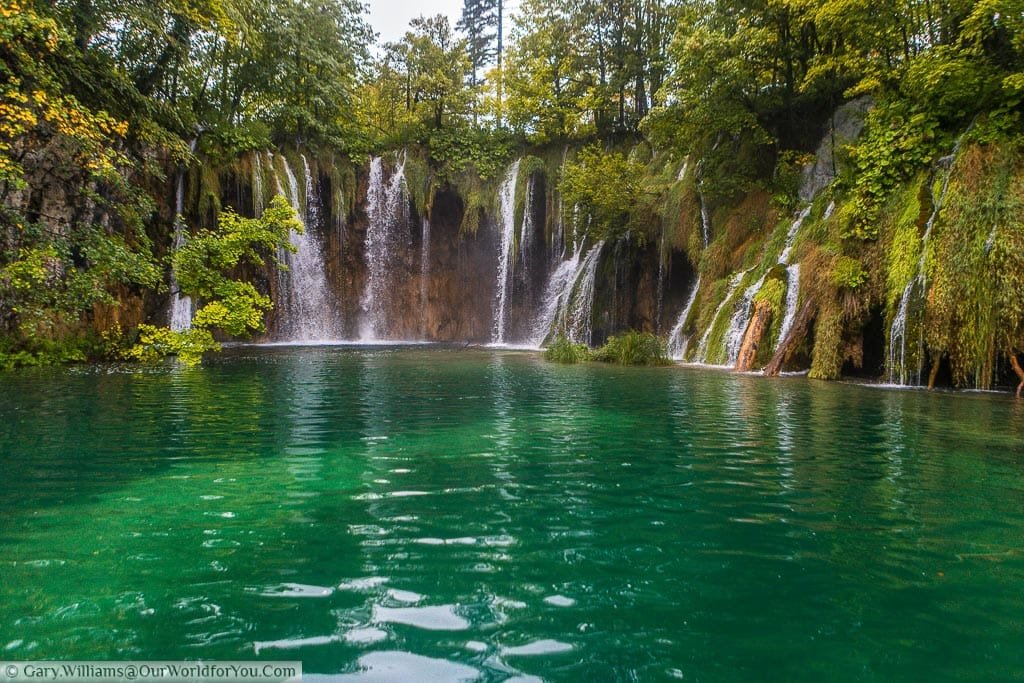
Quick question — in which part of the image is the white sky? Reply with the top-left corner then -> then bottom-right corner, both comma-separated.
366,0 -> 466,46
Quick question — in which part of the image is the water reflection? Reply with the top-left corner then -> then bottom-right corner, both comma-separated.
0,348 -> 1022,680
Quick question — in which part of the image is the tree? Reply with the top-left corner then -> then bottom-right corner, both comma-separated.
457,0 -> 498,90
129,195 -> 300,365
559,145 -> 648,241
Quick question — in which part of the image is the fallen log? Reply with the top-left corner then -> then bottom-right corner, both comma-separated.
735,299 -> 773,372
764,300 -> 816,377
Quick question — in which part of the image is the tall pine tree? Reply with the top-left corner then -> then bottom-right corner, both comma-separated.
457,0 -> 499,88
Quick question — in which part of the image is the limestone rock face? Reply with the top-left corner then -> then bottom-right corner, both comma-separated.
800,96 -> 873,202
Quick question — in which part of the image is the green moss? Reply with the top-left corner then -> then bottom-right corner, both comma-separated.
452,172 -> 490,236
831,256 -> 868,290
883,174 -> 926,309
754,277 -> 785,316
403,149 -> 433,217
196,164 -> 222,228
924,142 -> 1024,388
326,157 -> 358,222
809,306 -> 845,380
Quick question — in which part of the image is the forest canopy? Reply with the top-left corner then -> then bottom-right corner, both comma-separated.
1,0 -> 1023,369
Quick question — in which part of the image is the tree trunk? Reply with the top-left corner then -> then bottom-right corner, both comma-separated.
735,299 -> 773,372
1010,352 -> 1024,399
927,355 -> 941,390
764,300 -> 816,377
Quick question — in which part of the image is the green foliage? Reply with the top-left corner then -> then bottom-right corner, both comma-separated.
593,331 -> 671,366
543,335 -> 591,364
128,196 -> 298,365
427,126 -> 514,180
123,325 -> 218,367
845,104 -> 942,239
831,256 -> 868,290
925,143 -> 1024,388
504,0 -> 673,140
173,196 -> 299,300
560,145 -> 647,243
883,175 -> 926,308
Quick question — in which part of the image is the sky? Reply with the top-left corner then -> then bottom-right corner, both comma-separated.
367,0 -> 466,46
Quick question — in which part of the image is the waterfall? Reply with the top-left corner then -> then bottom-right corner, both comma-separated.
519,174 -> 534,267
777,264 -> 801,349
778,206 -> 812,265
420,216 -> 430,337
361,156 -> 385,340
253,152 -> 265,218
360,155 -> 407,340
887,138 -> 964,384
273,154 -> 340,341
695,270 -> 747,364
531,246 -> 583,346
530,241 -> 605,346
168,166 -> 193,331
720,204 -> 812,364
667,275 -> 701,360
492,159 -> 521,343
168,139 -> 197,332
552,148 -> 569,262
566,241 -> 604,345
267,151 -> 281,195
723,271 -> 771,364
699,194 -> 712,247
302,155 -> 319,230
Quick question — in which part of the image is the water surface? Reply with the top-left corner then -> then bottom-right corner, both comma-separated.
1,347 -> 1023,680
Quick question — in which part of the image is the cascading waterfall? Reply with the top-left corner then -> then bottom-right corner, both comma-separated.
253,152 -> 265,218
302,155 -> 319,228
778,206 -> 811,265
767,205 -> 814,355
420,216 -> 430,337
530,241 -> 605,346
360,155 -> 408,340
887,140 -> 963,385
777,264 -> 801,349
721,204 -> 812,365
666,275 -> 701,360
530,246 -> 583,346
168,138 -> 197,331
168,166 -> 193,331
664,178 -> 711,359
492,159 -> 521,343
699,194 -> 712,247
565,241 -> 605,345
519,175 -> 534,268
273,154 -> 340,341
723,271 -> 771,364
695,270 -> 748,364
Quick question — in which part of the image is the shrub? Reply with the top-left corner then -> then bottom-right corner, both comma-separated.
593,330 -> 671,366
544,335 -> 592,364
